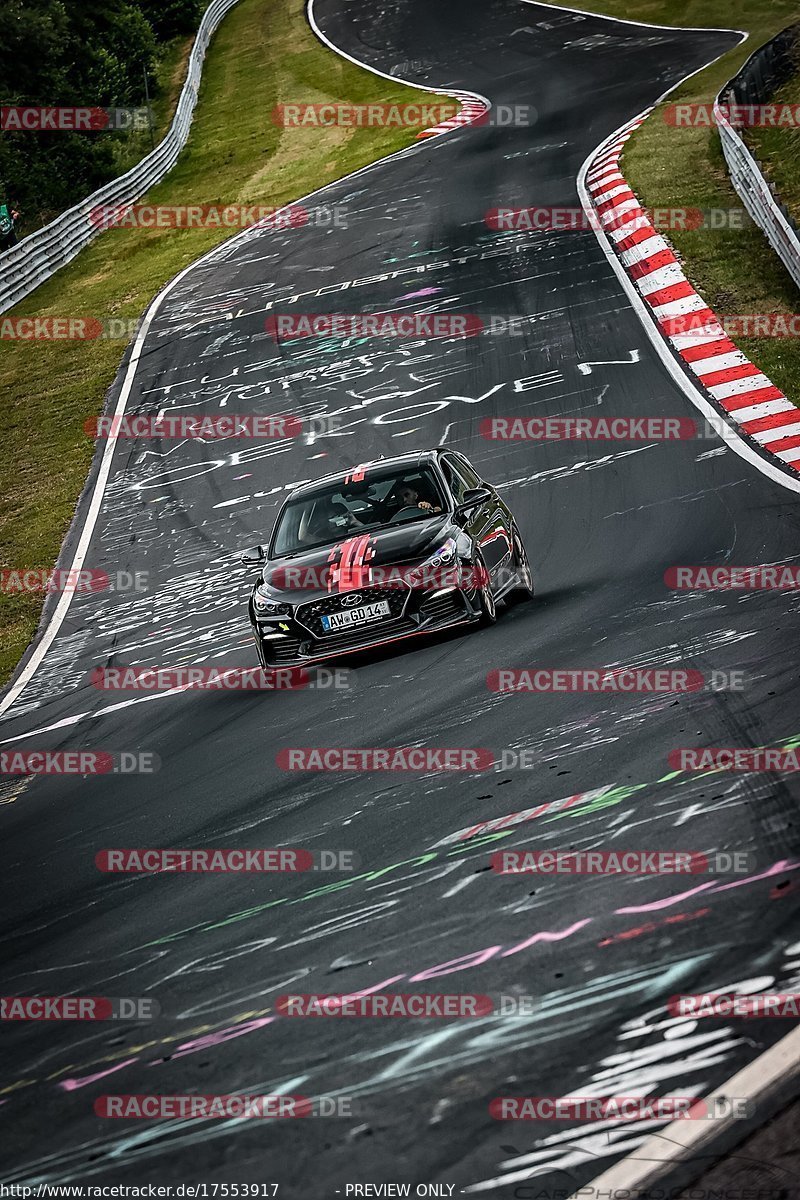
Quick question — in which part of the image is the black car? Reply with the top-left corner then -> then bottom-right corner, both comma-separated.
241,450 -> 534,667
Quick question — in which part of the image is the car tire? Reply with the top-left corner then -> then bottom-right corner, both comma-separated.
506,527 -> 535,606
475,553 -> 497,625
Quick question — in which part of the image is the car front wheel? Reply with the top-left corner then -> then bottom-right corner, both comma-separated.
506,527 -> 535,605
475,553 -> 497,625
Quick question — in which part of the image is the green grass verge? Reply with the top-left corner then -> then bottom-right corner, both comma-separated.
580,0 -> 800,408
0,0 -> 451,686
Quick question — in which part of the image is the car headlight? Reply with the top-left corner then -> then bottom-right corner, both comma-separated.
433,538 -> 457,565
423,536 -> 465,568
253,585 -> 292,616
407,538 -> 461,587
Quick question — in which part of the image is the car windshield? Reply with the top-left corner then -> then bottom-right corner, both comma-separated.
271,465 -> 447,556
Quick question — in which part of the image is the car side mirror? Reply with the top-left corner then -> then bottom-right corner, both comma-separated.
457,486 -> 492,512
240,544 -> 266,566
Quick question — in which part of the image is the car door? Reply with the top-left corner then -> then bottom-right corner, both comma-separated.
440,454 -> 511,577
456,454 -> 515,574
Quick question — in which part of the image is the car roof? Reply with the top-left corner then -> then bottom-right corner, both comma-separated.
286,450 -> 442,499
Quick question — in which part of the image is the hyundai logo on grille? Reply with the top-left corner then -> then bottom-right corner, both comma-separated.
341,593 -> 363,606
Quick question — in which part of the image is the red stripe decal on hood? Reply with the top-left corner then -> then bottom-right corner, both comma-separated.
327,535 -> 376,592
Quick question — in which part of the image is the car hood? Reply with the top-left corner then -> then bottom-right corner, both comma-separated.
260,514 -> 459,601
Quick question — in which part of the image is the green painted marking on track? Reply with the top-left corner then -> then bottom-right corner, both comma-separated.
137,730 -> 800,949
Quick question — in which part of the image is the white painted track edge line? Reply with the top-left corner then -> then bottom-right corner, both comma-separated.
0,0 -> 488,719
307,0 -> 491,112
519,0 -> 746,37
565,1023 -> 800,1200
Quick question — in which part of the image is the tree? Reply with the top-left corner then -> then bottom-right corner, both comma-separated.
0,0 -> 200,232
133,0 -> 204,41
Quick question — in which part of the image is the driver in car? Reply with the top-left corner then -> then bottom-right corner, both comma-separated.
396,482 -> 441,514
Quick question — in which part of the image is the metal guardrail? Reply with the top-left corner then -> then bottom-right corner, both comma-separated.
0,0 -> 242,315
715,24 -> 800,291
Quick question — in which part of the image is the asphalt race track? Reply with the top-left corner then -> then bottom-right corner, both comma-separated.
1,0 -> 799,1193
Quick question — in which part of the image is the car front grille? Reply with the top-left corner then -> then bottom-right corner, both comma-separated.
296,586 -> 408,638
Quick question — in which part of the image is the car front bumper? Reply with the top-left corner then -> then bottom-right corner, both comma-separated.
251,583 -> 480,666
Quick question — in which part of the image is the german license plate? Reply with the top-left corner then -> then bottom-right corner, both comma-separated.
321,601 -> 390,631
